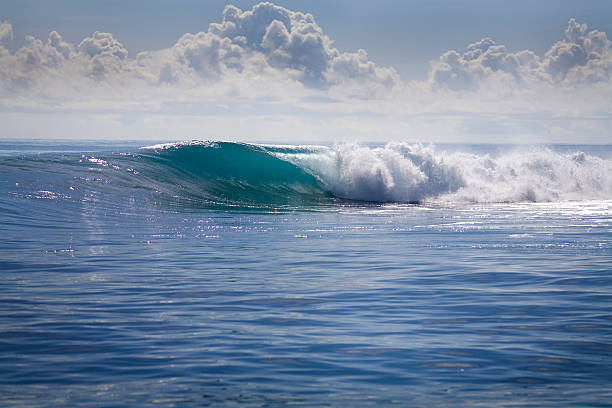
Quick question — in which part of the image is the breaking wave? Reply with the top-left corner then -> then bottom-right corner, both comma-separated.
5,140 -> 612,208
137,141 -> 612,205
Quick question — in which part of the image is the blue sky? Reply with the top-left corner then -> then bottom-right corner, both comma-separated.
1,1 -> 612,142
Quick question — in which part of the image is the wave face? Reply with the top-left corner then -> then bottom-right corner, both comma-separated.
131,142 -> 334,207
3,141 -> 612,209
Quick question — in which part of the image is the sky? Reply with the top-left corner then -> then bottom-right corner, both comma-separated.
1,1 -> 612,143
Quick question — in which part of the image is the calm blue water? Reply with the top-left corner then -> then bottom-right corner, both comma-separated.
0,140 -> 611,407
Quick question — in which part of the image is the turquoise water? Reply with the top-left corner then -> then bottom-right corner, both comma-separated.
0,140 -> 611,407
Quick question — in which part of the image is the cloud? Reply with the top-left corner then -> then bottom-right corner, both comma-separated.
0,2 -> 398,104
76,31 -> 129,80
4,4 -> 605,102
1,30 -> 71,92
427,37 -> 540,91
165,2 -> 399,94
544,18 -> 612,84
0,21 -> 13,47
428,18 -> 612,91
212,2 -> 333,86
0,6 -> 611,143
173,31 -> 246,79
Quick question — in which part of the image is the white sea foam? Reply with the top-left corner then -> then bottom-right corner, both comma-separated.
272,143 -> 612,203
140,140 -> 217,150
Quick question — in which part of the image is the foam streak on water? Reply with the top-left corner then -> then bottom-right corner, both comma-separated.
0,140 -> 611,407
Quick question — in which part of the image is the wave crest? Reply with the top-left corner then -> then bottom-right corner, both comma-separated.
269,142 -> 612,203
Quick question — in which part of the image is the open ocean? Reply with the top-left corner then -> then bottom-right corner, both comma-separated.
0,140 -> 611,407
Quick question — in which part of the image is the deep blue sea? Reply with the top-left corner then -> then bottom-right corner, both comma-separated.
1,140 -> 611,407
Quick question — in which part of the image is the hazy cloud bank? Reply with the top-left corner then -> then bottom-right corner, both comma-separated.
0,3 -> 611,142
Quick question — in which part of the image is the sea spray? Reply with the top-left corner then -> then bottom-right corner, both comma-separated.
267,142 -> 612,204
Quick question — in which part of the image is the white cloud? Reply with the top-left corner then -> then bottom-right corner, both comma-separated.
0,2 -> 398,104
0,21 -> 13,47
545,18 -> 612,84
0,6 -> 610,143
76,31 -> 129,80
428,18 -> 612,91
173,31 -> 246,79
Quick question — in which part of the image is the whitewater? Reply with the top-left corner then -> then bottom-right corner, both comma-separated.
245,141 -> 612,204
1,139 -> 611,408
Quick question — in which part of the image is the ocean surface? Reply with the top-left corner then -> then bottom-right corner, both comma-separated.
0,140 -> 611,407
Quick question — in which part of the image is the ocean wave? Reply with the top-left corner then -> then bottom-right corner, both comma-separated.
5,141 -> 612,208
135,141 -> 612,205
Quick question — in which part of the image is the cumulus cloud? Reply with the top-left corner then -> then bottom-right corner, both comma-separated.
428,18 -> 612,91
76,31 -> 130,80
4,4 -> 607,103
545,18 -> 612,84
0,2 -> 399,104
212,3 -> 333,85
0,21 -> 13,47
0,6 -> 611,143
